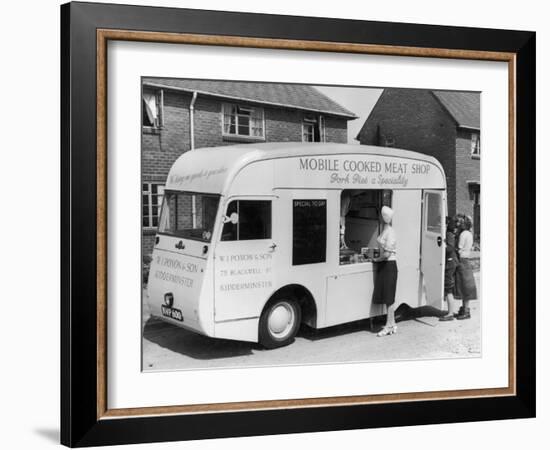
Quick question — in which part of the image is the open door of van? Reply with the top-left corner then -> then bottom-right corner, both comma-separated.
421,190 -> 446,309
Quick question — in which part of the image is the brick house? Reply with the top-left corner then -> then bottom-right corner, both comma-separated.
142,78 -> 357,256
356,88 -> 480,240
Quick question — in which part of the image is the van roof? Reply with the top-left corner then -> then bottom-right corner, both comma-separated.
165,143 -> 445,194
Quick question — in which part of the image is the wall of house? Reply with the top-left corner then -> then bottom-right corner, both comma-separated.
455,129 -> 481,232
142,88 -> 350,258
264,108 -> 304,142
357,89 -> 458,216
324,116 -> 348,143
142,88 -> 192,258
142,89 -> 191,177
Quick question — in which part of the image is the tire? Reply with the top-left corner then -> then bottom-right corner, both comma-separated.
259,297 -> 301,349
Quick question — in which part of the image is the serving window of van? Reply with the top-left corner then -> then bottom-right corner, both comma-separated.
221,200 -> 272,241
339,189 -> 392,265
158,191 -> 220,242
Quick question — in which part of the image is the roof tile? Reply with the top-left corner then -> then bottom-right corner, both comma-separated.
143,78 -> 357,119
432,90 -> 480,129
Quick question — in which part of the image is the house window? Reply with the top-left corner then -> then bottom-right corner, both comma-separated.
142,183 -> 165,228
472,189 -> 480,206
471,185 -> 481,241
222,103 -> 264,138
302,115 -> 326,142
384,135 -> 395,147
142,90 -> 164,128
471,132 -> 481,156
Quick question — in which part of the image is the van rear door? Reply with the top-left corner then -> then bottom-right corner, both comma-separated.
147,191 -> 219,328
421,190 -> 446,309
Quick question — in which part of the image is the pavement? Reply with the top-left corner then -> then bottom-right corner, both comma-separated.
142,272 -> 480,371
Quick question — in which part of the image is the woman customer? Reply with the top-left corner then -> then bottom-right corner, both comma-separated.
454,215 -> 478,320
440,216 -> 459,321
373,206 -> 399,337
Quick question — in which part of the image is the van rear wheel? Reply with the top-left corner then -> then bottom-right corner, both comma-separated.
259,298 -> 301,349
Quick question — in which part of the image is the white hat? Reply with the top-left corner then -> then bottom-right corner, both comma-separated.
381,206 -> 394,224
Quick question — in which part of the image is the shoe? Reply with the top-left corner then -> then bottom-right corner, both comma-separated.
377,325 -> 397,337
439,315 -> 455,321
453,306 -> 464,318
457,308 -> 471,320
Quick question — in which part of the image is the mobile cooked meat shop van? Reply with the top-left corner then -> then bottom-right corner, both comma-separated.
147,143 -> 447,348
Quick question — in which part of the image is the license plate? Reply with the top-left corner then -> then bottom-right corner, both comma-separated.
161,305 -> 183,321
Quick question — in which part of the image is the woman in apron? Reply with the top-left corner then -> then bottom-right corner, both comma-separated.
373,206 -> 398,337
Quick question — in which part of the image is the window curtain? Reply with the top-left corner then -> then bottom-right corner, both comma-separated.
250,108 -> 263,136
143,93 -> 158,124
340,193 -> 352,224
158,196 -> 170,231
223,104 -> 236,133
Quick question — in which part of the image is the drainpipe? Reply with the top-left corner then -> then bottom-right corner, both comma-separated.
189,92 -> 198,227
189,91 -> 198,150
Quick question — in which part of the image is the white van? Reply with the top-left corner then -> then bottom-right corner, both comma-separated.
147,143 -> 446,348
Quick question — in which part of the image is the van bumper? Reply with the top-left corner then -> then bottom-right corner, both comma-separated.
214,317 -> 259,343
148,303 -> 208,336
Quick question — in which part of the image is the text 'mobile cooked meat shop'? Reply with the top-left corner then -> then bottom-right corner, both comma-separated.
295,156 -> 434,188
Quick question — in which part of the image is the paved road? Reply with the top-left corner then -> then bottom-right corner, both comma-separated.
142,274 -> 480,371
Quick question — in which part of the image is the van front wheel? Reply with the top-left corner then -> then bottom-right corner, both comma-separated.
259,298 -> 301,349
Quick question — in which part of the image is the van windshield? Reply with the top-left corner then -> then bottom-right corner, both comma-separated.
158,192 -> 220,242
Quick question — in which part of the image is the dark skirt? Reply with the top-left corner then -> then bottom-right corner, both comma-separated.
454,259 -> 477,301
444,259 -> 457,295
373,260 -> 398,306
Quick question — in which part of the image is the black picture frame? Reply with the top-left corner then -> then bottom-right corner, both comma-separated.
61,1 -> 535,447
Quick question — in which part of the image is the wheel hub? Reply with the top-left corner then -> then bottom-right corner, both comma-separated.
268,303 -> 294,338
